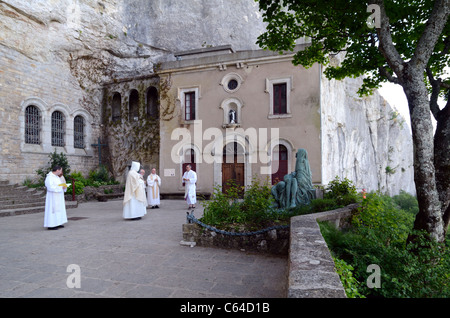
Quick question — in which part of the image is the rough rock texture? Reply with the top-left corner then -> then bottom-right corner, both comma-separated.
321,74 -> 415,195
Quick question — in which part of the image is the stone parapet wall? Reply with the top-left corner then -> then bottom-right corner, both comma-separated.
182,203 -> 359,298
287,204 -> 358,298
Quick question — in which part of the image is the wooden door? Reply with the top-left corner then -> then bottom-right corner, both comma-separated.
222,142 -> 245,196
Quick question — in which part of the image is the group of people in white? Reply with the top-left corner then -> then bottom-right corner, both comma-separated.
43,162 -> 198,229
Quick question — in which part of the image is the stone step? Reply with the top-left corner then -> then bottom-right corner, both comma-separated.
0,201 -> 45,210
0,182 -> 78,217
0,201 -> 78,217
0,186 -> 42,196
0,194 -> 45,204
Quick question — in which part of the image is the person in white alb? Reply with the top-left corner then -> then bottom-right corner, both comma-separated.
147,168 -> 161,209
123,161 -> 147,220
44,166 -> 68,230
182,164 -> 197,209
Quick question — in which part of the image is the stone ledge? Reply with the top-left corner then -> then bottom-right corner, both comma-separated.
182,223 -> 289,255
287,203 -> 359,298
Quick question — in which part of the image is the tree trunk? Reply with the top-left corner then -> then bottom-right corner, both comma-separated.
402,68 -> 446,243
434,105 -> 450,235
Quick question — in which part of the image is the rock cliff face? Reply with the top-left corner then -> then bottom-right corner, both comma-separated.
321,74 -> 415,195
0,0 -> 415,194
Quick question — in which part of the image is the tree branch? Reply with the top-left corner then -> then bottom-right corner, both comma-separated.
371,0 -> 405,76
410,0 -> 450,70
379,66 -> 400,84
426,67 -> 442,120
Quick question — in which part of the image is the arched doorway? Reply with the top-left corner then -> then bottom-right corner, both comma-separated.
222,142 -> 245,195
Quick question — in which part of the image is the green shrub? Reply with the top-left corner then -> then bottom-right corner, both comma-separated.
201,177 -> 277,228
321,191 -> 449,298
36,149 -> 71,183
67,180 -> 84,195
324,176 -> 358,206
333,257 -> 365,298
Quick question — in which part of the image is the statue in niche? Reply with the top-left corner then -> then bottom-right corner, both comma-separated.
229,109 -> 237,124
271,148 -> 316,208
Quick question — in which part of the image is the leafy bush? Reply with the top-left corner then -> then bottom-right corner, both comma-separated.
320,191 -> 449,298
36,149 -> 71,183
201,177 -> 277,229
333,257 -> 365,298
324,176 -> 358,206
67,181 -> 84,195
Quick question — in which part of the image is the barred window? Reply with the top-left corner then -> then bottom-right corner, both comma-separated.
25,105 -> 41,144
74,115 -> 85,149
51,111 -> 65,147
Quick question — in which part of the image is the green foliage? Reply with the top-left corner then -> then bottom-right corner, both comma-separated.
201,177 -> 278,229
201,176 -> 361,230
36,149 -> 71,183
332,257 -> 365,298
324,176 -> 359,206
320,191 -> 449,298
256,0 -> 449,97
67,181 -> 84,195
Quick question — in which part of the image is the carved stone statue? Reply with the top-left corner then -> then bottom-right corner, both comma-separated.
229,109 -> 236,124
271,148 -> 316,208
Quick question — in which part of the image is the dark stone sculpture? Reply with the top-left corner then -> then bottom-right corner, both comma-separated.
271,148 -> 316,208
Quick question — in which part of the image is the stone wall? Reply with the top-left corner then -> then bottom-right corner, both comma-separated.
287,204 -> 358,298
182,223 -> 290,255
0,43 -> 99,184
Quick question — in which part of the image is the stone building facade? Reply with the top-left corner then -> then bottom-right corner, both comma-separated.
156,44 -> 322,195
0,43 -> 99,184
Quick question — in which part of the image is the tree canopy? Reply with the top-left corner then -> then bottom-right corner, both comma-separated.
257,0 -> 449,97
256,0 -> 450,242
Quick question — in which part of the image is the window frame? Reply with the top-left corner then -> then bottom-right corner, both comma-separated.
178,86 -> 200,124
73,115 -> 85,149
51,110 -> 66,147
265,77 -> 293,119
24,105 -> 41,145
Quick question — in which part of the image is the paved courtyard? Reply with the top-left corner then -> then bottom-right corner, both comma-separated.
0,199 -> 287,298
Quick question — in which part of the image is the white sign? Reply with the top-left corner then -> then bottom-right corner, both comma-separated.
164,169 -> 175,177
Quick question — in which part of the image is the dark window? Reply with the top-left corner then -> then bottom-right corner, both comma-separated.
25,105 -> 41,144
112,92 -> 121,122
227,79 -> 238,90
185,92 -> 195,121
273,83 -> 287,114
51,111 -> 65,147
74,115 -> 85,149
146,86 -> 159,119
129,89 -> 139,121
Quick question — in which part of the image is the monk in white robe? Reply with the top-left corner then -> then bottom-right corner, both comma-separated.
182,164 -> 197,209
123,161 -> 147,220
147,168 -> 161,208
44,166 -> 68,230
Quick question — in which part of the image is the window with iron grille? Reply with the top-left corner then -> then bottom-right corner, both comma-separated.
273,83 -> 287,114
74,115 -> 85,149
25,105 -> 41,144
185,92 -> 195,121
51,111 -> 65,147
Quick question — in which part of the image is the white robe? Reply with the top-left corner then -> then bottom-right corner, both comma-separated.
123,164 -> 147,219
182,170 -> 197,205
146,173 -> 161,206
44,172 -> 68,228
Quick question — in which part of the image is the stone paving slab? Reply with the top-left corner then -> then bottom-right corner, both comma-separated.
0,199 -> 287,298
